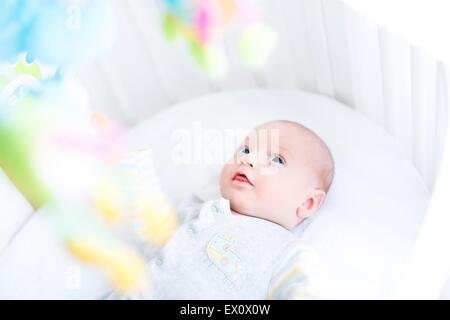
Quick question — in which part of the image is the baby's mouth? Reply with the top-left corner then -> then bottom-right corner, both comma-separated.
232,172 -> 254,186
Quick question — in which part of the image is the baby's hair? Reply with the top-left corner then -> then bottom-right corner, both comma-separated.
272,120 -> 335,194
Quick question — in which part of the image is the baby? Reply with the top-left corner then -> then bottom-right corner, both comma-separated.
220,120 -> 334,230
122,120 -> 334,299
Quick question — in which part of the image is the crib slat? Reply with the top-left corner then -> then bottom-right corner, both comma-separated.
411,47 -> 438,190
83,0 -> 172,125
301,0 -> 335,98
431,63 -> 448,188
0,169 -> 33,254
254,0 -> 304,89
126,0 -> 211,108
272,0 -> 316,92
215,33 -> 258,91
321,0 -> 354,107
378,29 -> 414,160
76,63 -> 131,128
344,6 -> 385,127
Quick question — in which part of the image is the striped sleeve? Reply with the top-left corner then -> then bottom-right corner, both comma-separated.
267,242 -> 324,300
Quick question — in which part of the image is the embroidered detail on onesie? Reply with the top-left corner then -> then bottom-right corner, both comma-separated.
206,233 -> 245,285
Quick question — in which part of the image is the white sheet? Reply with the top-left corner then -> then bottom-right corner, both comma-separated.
0,89 -> 430,299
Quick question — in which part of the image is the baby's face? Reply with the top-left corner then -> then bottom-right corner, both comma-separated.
220,121 -> 328,230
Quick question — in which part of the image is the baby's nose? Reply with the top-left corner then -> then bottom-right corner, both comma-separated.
241,153 -> 257,168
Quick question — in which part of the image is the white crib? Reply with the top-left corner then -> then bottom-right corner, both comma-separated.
75,0 -> 448,190
0,0 -> 448,298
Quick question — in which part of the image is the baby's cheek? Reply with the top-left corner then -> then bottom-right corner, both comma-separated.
255,175 -> 284,201
220,164 -> 233,184
258,172 -> 299,206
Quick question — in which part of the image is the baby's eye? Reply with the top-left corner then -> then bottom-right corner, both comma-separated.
271,155 -> 285,165
239,146 -> 251,155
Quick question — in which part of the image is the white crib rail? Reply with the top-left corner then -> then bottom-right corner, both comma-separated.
75,0 -> 448,191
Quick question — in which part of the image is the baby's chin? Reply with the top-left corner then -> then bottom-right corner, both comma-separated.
221,190 -> 295,229
221,188 -> 254,216
222,193 -> 270,223
228,199 -> 289,228
229,201 -> 253,216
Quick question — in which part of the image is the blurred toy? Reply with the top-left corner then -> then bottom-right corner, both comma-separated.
0,0 -> 116,68
0,1 -> 178,293
0,57 -> 179,293
161,0 -> 277,77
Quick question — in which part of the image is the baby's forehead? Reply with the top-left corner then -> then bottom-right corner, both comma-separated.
244,122 -> 328,169
244,122 -> 314,149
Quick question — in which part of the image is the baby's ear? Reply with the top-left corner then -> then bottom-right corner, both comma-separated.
296,189 -> 326,221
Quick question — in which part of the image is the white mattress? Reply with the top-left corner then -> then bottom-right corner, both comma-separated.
0,89 -> 430,299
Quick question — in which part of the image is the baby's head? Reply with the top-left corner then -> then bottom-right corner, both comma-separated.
220,120 -> 334,230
